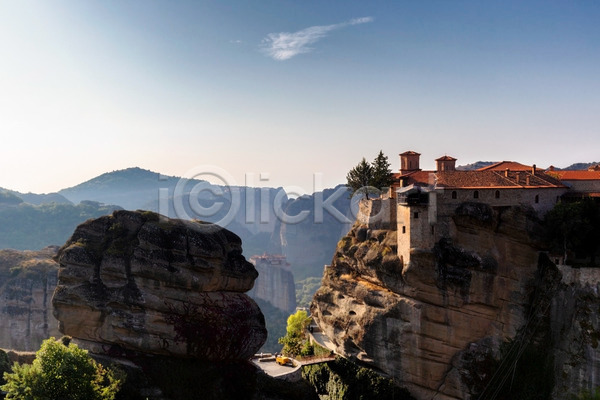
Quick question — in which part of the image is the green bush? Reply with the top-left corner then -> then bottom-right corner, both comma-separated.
1,338 -> 123,400
302,357 -> 414,400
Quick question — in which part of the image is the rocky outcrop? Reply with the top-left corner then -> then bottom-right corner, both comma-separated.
311,203 -> 590,399
248,254 -> 296,314
0,246 -> 60,351
52,210 -> 267,361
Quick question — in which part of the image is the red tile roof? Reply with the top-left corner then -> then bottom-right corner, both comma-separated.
394,170 -> 565,189
400,150 -> 420,156
436,155 -> 457,161
546,170 -> 600,181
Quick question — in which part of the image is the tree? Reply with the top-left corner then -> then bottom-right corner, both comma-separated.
278,310 -> 312,357
1,338 -> 123,400
544,199 -> 600,265
346,151 -> 395,199
371,150 -> 395,192
346,157 -> 373,198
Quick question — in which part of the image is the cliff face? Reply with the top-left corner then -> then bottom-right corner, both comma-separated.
311,202 -> 600,399
52,210 -> 267,361
0,247 -> 60,351
247,255 -> 296,314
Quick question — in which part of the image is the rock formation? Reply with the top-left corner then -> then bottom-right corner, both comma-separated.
247,254 -> 296,314
311,202 -> 600,399
52,210 -> 267,361
0,246 -> 60,351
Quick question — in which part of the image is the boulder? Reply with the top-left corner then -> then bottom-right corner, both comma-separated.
52,210 -> 267,361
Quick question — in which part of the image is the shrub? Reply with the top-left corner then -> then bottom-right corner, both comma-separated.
1,338 -> 123,400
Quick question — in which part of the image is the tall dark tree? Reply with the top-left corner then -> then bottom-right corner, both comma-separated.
346,158 -> 374,199
371,150 -> 395,191
544,198 -> 600,265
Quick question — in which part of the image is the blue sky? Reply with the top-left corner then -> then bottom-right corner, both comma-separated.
1,0 -> 599,194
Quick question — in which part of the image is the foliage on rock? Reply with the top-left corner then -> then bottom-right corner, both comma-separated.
1,338 -> 123,400
544,198 -> 600,266
302,357 -> 414,400
346,151 -> 394,199
278,310 -> 312,357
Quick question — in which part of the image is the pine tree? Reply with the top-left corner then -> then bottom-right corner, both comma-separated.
371,150 -> 395,191
346,158 -> 374,199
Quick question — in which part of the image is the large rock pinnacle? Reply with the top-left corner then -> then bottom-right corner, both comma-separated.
52,210 -> 267,361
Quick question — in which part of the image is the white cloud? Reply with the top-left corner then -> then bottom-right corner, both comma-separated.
261,17 -> 374,61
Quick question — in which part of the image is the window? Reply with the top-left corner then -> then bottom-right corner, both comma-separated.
413,211 -> 419,219
431,226 -> 435,235
495,190 -> 500,199
402,226 -> 406,234
535,195 -> 539,204
451,191 -> 457,199
474,190 -> 479,199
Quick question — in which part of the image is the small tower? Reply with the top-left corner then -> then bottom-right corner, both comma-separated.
435,155 -> 457,172
399,151 -> 421,174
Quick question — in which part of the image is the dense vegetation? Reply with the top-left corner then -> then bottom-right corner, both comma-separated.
544,198 -> 600,266
279,310 -> 313,357
0,349 -> 10,385
1,337 -> 123,400
253,298 -> 288,353
0,200 -> 120,250
346,150 -> 395,199
302,357 -> 414,400
296,277 -> 322,308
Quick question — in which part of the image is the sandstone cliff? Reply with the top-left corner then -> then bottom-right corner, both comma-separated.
248,254 -> 296,314
52,210 -> 267,361
0,246 -> 60,351
311,202 -> 600,399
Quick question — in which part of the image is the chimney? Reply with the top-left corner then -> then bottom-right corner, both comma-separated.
516,172 -> 520,183
526,175 -> 530,185
505,168 -> 510,177
532,164 -> 536,175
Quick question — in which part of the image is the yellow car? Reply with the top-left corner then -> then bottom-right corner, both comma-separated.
275,355 -> 291,366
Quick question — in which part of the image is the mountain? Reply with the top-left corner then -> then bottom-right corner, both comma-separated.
456,161 -> 496,170
562,162 -> 600,170
0,200 -> 122,250
269,184 -> 353,281
1,187 -> 72,206
58,167 -> 182,210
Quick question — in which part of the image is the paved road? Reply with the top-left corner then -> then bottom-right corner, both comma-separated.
252,358 -> 300,377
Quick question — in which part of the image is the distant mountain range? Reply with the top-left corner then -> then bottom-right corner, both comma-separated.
457,161 -> 599,171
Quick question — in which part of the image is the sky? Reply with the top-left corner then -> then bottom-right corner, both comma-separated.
1,0 -> 599,195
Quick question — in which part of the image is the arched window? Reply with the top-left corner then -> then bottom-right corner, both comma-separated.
474,190 -> 479,199
452,191 -> 457,199
495,190 -> 500,199
535,194 -> 539,204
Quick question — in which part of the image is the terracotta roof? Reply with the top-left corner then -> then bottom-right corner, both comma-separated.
546,170 -> 600,181
394,170 -> 565,189
477,161 -> 533,171
436,155 -> 457,161
400,150 -> 420,156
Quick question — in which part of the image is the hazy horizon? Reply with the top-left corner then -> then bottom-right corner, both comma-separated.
2,1 -> 599,194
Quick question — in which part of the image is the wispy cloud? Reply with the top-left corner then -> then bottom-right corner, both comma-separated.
261,17 -> 374,61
